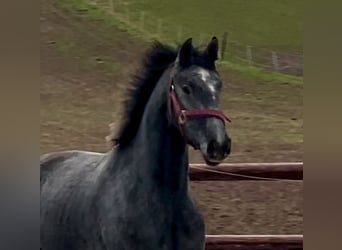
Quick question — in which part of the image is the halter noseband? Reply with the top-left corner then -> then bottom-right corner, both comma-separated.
168,67 -> 231,147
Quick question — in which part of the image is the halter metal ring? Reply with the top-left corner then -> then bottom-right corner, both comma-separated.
178,110 -> 187,124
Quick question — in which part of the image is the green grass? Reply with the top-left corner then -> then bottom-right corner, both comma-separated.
59,0 -> 156,42
62,0 -> 303,51
84,0 -> 303,52
218,62 -> 303,85
59,0 -> 303,84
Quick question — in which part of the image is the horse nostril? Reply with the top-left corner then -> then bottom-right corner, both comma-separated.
207,140 -> 220,157
207,136 -> 231,159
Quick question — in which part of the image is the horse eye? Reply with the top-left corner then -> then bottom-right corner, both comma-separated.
181,85 -> 191,95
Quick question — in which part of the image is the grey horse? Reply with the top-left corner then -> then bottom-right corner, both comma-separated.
40,37 -> 232,250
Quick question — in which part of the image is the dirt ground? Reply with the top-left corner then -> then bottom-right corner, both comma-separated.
40,1 -> 303,234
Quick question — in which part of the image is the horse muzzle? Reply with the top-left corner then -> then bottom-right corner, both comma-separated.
200,132 -> 231,166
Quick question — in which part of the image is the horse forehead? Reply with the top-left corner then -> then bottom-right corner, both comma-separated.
197,68 -> 211,81
193,67 -> 219,92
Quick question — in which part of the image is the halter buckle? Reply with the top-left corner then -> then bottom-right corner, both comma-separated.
178,110 -> 187,124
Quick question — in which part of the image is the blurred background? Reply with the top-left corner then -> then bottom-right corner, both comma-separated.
40,0 -> 303,235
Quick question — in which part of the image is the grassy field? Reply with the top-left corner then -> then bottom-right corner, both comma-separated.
60,0 -> 304,82
132,0 -> 303,51
63,0 -> 303,52
41,0 -> 302,234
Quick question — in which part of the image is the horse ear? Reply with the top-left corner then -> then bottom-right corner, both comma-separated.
177,37 -> 193,67
205,36 -> 219,61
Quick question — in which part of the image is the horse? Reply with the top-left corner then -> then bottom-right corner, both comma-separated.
40,37 -> 232,250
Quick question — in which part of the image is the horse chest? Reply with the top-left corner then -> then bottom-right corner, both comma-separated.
132,202 -> 204,250
100,193 -> 204,250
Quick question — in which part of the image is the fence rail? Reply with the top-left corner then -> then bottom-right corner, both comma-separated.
205,235 -> 303,250
189,162 -> 303,181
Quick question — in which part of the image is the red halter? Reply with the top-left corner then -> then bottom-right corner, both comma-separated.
168,68 -> 231,146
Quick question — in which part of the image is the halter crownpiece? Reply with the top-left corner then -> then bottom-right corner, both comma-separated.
168,67 -> 231,145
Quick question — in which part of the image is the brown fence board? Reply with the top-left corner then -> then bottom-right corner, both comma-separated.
205,234 -> 303,250
189,162 -> 303,181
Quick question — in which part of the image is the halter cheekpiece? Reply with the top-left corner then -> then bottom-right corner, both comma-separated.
168,66 -> 231,146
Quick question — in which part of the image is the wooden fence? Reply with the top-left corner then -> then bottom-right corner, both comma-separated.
188,162 -> 303,249
205,234 -> 303,250
189,162 -> 303,181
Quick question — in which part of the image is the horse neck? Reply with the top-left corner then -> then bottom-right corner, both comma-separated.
130,68 -> 189,193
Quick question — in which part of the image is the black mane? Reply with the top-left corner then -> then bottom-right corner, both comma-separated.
112,41 -> 216,147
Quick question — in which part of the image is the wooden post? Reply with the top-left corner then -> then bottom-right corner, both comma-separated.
140,11 -> 145,31
177,26 -> 183,42
125,5 -> 129,22
272,51 -> 280,71
246,45 -> 253,65
199,33 -> 205,46
221,32 -> 228,61
158,19 -> 163,38
108,0 -> 114,14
